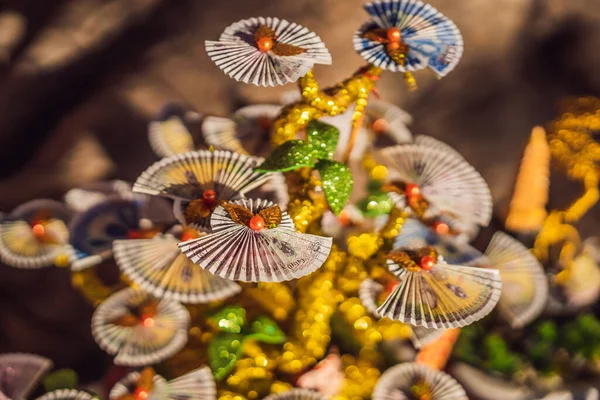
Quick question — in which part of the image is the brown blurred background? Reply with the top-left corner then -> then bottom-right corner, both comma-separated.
1,0 -> 600,385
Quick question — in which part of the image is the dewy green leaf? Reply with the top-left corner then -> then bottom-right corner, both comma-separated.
209,305 -> 246,334
316,159 -> 353,215
246,316 -> 286,344
255,140 -> 315,172
305,119 -> 340,160
43,369 -> 78,392
208,332 -> 245,381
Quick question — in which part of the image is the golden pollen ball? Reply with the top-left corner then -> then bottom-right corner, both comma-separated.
387,27 -> 401,42
256,37 -> 274,52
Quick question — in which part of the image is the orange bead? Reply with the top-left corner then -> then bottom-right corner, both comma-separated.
385,280 -> 399,294
32,224 -> 45,239
420,255 -> 436,271
134,388 -> 149,400
372,118 -> 389,134
405,183 -> 420,197
387,41 -> 401,51
249,215 -> 265,231
202,189 -> 217,203
141,315 -> 155,328
256,37 -> 274,52
432,221 -> 450,235
180,229 -> 198,242
387,27 -> 401,42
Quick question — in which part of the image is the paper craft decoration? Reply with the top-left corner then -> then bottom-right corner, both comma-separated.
64,180 -> 133,213
0,353 -> 53,400
206,17 -> 332,87
133,150 -> 273,231
149,103 -> 199,158
114,231 -> 241,304
109,366 -> 216,400
264,389 -> 327,400
354,0 -> 463,77
179,198 -> 332,282
378,246 -> 501,329
373,362 -> 467,400
364,99 -> 413,145
91,288 -> 190,366
35,390 -> 95,400
0,199 -> 71,269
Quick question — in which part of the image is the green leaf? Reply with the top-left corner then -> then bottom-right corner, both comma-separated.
305,119 -> 339,160
209,305 -> 246,333
208,332 -> 245,381
43,369 -> 78,392
246,316 -> 286,344
255,140 -> 315,172
316,159 -> 353,215
358,192 -> 394,217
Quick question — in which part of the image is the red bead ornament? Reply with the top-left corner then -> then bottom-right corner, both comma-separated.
140,315 -> 155,328
372,118 -> 389,134
256,37 -> 274,52
32,223 -> 45,239
202,189 -> 217,205
249,215 -> 265,231
134,388 -> 149,400
405,183 -> 421,197
180,229 -> 198,242
419,255 -> 436,271
387,27 -> 402,42
385,280 -> 399,294
432,221 -> 450,235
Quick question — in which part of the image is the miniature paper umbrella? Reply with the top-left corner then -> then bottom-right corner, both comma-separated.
203,104 -> 282,157
0,353 -> 53,400
205,17 -> 332,87
393,218 -> 487,266
109,366 -> 216,400
380,140 -> 492,227
63,180 -> 134,213
354,0 -> 463,77
133,150 -> 273,231
179,198 -> 332,282
35,390 -> 95,400
0,199 -> 72,269
373,362 -> 467,400
114,230 -> 241,304
91,288 -> 190,366
378,246 -> 501,329
263,389 -> 327,400
359,279 -> 445,348
483,232 -> 548,329
149,103 -> 199,158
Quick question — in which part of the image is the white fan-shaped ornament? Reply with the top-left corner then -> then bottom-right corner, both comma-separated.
64,180 -> 133,213
378,253 -> 501,329
203,104 -> 282,156
35,390 -> 95,400
114,233 -> 241,304
206,17 -> 332,87
359,279 -> 445,348
0,353 -> 53,400
354,0 -> 463,77
484,232 -> 548,328
0,200 -> 71,269
365,99 -> 413,145
264,389 -> 327,400
179,198 -> 332,282
91,288 -> 190,366
149,104 -> 200,158
109,367 -> 216,400
373,362 -> 467,400
133,150 -> 273,231
380,143 -> 492,227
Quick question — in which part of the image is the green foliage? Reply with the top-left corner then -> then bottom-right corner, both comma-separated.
483,334 -> 522,377
43,369 -> 78,392
246,316 -> 286,344
209,305 -> 246,334
255,140 -> 316,172
305,119 -> 339,160
358,191 -> 394,217
452,324 -> 482,366
208,332 -> 245,381
561,313 -> 600,360
316,159 -> 353,215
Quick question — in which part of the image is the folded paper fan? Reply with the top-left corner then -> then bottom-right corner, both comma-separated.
0,353 -> 53,400
373,362 -> 467,400
484,232 -> 548,328
0,200 -> 72,269
35,390 -> 95,400
203,104 -> 282,157
64,180 -> 133,213
179,198 -> 332,282
380,143 -> 492,226
378,247 -> 501,329
365,99 -> 413,145
264,389 -> 327,400
114,232 -> 241,304
149,103 -> 199,158
91,288 -> 190,366
354,0 -> 463,77
109,366 -> 216,400
393,218 -> 487,266
206,17 -> 332,87
133,150 -> 273,231
358,279 -> 445,348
